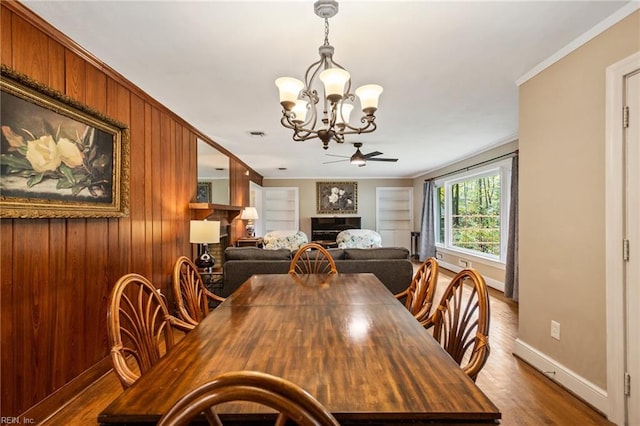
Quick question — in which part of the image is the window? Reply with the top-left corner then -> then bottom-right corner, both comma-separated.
435,160 -> 511,263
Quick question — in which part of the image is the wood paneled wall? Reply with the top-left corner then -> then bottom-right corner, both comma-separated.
0,2 -> 260,417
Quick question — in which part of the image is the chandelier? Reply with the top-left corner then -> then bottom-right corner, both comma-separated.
275,0 -> 383,150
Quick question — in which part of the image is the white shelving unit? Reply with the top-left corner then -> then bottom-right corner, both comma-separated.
262,187 -> 299,232
376,187 -> 413,249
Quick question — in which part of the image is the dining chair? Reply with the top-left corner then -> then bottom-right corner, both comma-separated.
394,257 -> 439,324
423,268 -> 491,382
107,273 -> 192,389
289,243 -> 338,276
157,370 -> 340,426
172,256 -> 225,329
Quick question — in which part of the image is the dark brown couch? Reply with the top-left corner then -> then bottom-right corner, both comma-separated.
221,246 -> 413,297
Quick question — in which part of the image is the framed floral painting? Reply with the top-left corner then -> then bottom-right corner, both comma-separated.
0,66 -> 129,218
316,181 -> 358,214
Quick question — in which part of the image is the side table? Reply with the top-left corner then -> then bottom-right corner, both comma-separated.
199,267 -> 224,297
235,237 -> 264,248
313,240 -> 338,249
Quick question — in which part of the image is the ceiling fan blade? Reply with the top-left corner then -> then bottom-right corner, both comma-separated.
363,151 -> 383,159
323,159 -> 349,164
325,154 -> 350,158
367,158 -> 398,162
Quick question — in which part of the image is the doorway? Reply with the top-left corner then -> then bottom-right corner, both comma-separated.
605,51 -> 640,425
624,69 -> 639,426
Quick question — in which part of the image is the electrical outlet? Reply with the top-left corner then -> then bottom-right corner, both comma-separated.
458,259 -> 471,268
550,320 -> 561,340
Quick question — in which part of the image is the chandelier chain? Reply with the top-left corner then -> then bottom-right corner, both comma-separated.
324,17 -> 330,46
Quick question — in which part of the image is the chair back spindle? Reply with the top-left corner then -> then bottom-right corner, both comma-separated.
157,370 -> 340,426
289,243 -> 338,276
395,257 -> 439,324
107,273 -> 177,389
424,268 -> 490,381
172,256 -> 225,329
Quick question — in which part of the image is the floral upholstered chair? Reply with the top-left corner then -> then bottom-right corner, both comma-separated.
336,229 -> 383,249
263,230 -> 309,251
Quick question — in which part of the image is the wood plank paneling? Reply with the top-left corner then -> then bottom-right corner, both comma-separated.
11,12 -> 48,82
63,48 -> 89,381
84,64 -> 110,357
129,93 -> 146,279
1,5 -> 12,65
47,40 -> 64,91
0,219 -> 14,410
143,103 -> 154,280
0,2 -> 259,418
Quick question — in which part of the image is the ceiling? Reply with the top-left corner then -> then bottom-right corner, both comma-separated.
23,0 -> 633,179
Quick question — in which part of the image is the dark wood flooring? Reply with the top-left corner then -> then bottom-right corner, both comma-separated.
40,268 -> 613,425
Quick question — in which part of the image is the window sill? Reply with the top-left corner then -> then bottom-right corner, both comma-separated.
435,246 -> 506,270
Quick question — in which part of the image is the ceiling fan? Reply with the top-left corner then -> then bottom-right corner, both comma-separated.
323,143 -> 398,167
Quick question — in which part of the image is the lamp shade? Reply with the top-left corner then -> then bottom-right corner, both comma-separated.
319,68 -> 350,102
336,103 -> 353,125
355,84 -> 383,113
275,77 -> 304,110
291,100 -> 309,124
241,207 -> 259,220
190,220 -> 220,244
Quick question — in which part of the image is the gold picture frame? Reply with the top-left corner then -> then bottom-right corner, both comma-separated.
0,65 -> 129,218
316,181 -> 358,214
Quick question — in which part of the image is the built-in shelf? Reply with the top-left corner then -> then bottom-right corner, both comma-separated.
189,202 -> 243,221
263,188 -> 299,232
376,188 -> 413,249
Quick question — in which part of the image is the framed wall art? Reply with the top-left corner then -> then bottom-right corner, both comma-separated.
0,65 -> 129,218
316,181 -> 358,214
196,181 -> 212,203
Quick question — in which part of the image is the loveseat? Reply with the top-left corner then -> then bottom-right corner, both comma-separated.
221,246 -> 413,297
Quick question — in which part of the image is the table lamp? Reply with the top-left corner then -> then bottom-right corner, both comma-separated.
190,220 -> 220,272
240,207 -> 259,237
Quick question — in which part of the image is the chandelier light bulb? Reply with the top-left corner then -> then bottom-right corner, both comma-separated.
275,77 -> 304,111
319,68 -> 350,103
336,103 -> 353,125
355,84 -> 384,115
291,100 -> 309,124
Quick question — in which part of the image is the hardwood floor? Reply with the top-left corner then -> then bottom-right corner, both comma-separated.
41,268 -> 613,425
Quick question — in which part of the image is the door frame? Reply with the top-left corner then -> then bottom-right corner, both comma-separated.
605,50 -> 640,425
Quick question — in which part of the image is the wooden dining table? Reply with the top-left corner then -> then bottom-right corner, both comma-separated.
99,273 -> 501,425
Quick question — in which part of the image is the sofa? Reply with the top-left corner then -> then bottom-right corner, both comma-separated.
221,246 -> 413,297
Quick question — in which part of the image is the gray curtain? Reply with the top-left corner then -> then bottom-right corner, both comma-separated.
419,180 -> 436,261
504,155 -> 519,301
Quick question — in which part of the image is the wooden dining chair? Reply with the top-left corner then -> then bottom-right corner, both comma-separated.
157,370 -> 340,426
423,268 -> 491,382
107,273 -> 192,389
172,256 -> 225,329
394,257 -> 439,324
289,243 -> 338,276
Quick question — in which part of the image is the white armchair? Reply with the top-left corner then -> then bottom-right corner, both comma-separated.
336,229 -> 383,249
263,230 -> 309,251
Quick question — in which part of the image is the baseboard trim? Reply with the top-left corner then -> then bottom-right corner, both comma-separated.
439,260 -> 505,292
21,356 -> 113,423
513,338 -> 608,416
